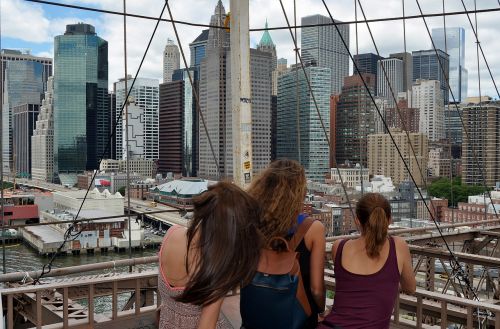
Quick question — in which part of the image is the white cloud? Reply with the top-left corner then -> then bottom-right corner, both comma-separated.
1,0 -> 50,42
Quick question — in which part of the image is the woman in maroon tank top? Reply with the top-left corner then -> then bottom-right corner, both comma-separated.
318,193 -> 416,329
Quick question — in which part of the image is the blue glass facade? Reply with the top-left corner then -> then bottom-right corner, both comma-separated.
276,65 -> 331,181
412,49 -> 449,104
189,29 -> 208,70
432,27 -> 467,102
53,24 -> 108,180
2,60 -> 45,173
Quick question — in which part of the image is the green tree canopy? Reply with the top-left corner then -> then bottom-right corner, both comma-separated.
428,177 -> 489,207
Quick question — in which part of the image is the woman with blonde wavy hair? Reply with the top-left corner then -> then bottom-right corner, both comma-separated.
243,159 -> 326,329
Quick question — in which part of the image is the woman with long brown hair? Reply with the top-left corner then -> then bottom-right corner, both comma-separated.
242,159 -> 326,329
158,181 -> 262,329
319,193 -> 416,329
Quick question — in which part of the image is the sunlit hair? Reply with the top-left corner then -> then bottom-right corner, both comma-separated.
175,181 -> 262,306
247,159 -> 307,242
355,193 -> 391,258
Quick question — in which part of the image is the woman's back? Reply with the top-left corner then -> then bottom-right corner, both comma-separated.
320,237 -> 399,329
158,226 -> 231,329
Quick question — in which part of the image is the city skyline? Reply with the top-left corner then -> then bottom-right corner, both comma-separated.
2,0 -> 499,98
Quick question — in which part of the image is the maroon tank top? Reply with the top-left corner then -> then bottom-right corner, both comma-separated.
320,237 -> 400,329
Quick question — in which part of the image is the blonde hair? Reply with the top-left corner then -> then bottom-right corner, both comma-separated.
247,159 -> 306,242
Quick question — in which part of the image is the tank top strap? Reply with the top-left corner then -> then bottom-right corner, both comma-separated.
386,235 -> 399,274
334,239 -> 348,269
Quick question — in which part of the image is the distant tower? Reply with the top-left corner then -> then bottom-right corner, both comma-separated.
257,20 -> 277,70
432,27 -> 467,102
163,39 -> 180,83
301,14 -> 349,95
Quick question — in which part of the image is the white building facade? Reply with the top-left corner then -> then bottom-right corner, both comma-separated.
31,77 -> 54,182
412,79 -> 445,142
115,77 -> 159,161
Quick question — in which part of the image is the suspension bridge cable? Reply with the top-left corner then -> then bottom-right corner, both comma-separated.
276,0 -> 356,221
22,0 -> 500,32
320,0 -> 477,301
33,0 -> 169,285
165,1 -> 221,179
414,0 -> 499,220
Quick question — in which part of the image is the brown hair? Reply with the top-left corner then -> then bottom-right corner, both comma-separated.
355,193 -> 391,258
247,159 -> 306,242
175,181 -> 262,306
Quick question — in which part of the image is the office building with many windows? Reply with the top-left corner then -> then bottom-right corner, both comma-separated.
335,74 -> 377,168
277,64 -> 331,181
159,68 -> 198,177
377,57 -> 404,107
461,101 -> 500,187
301,14 -> 349,95
53,23 -> 109,184
412,49 -> 450,104
2,60 -> 46,174
412,79 -> 445,142
114,77 -> 159,161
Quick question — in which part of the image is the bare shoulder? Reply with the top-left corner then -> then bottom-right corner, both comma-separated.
309,220 -> 325,234
392,236 -> 409,248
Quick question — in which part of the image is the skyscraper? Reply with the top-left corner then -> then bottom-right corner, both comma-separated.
335,74 -> 377,167
412,79 -> 445,142
354,53 -> 384,92
198,1 -> 273,180
389,52 -> 413,93
114,77 -> 159,161
462,101 -> 500,186
258,20 -> 278,99
53,23 -> 109,184
0,49 -> 52,107
377,57 -> 404,107
412,49 -> 450,104
13,104 -> 40,177
2,60 -> 45,174
189,30 -> 209,69
257,20 -> 277,70
158,68 -> 198,177
301,14 -> 349,95
277,64 -> 331,181
32,77 -> 55,182
432,27 -> 467,102
163,39 -> 180,83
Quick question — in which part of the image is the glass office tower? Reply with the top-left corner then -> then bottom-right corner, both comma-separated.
277,64 -> 331,181
432,27 -> 468,102
53,23 -> 109,184
2,60 -> 45,173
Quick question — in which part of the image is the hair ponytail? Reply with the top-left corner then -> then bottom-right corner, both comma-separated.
364,207 -> 388,258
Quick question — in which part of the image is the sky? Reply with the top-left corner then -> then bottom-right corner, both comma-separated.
1,0 -> 500,98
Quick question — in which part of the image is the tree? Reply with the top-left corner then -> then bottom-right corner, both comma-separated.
428,177 -> 489,207
118,186 -> 126,196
